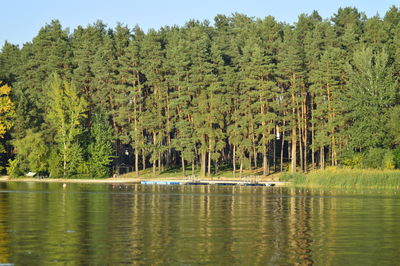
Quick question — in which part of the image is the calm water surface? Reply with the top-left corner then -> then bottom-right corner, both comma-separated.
0,182 -> 399,265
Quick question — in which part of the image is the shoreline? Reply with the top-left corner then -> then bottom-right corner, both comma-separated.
0,175 -> 286,186
0,176 -> 141,184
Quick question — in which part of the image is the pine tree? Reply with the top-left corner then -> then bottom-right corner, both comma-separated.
277,25 -> 304,173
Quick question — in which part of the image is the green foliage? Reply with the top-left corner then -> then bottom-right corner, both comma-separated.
383,150 -> 395,169
87,113 -> 114,178
342,156 -> 362,168
46,73 -> 87,177
360,148 -> 387,169
13,130 -> 48,173
7,158 -> 22,178
2,7 -> 400,179
345,48 -> 397,150
47,149 -> 62,177
388,106 -> 400,145
393,147 -> 400,168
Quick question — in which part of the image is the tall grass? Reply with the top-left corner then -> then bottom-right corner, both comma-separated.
282,168 -> 400,189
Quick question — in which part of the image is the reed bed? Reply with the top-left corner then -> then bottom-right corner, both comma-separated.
282,168 -> 400,189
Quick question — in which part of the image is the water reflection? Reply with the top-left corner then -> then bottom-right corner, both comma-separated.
0,183 -> 400,264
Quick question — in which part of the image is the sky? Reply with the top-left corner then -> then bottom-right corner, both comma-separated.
1,0 -> 399,46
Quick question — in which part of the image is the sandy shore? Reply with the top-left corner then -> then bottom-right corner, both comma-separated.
0,176 -> 142,184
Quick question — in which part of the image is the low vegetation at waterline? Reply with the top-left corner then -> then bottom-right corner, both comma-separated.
282,168 -> 400,188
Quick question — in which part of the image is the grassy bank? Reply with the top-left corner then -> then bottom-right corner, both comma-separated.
282,168 -> 400,189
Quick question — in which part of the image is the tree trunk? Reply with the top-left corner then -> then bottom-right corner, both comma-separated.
201,151 -> 206,178
181,155 -> 185,177
133,95 -> 139,177
207,142 -> 212,178
263,148 -> 268,176
239,158 -> 243,179
296,97 -> 303,172
302,92 -> 308,173
291,128 -> 297,174
273,138 -> 276,173
158,152 -> 162,172
63,141 -> 67,177
291,73 -> 297,174
253,142 -> 257,169
320,146 -> 324,169
311,116 -> 315,171
142,148 -> 146,172
135,146 -> 139,177
233,145 -> 236,178
280,130 -> 285,172
249,150 -> 252,171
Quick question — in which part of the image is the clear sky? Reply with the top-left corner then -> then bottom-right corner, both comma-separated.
1,0 -> 398,46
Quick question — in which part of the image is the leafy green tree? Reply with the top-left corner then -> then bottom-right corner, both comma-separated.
13,130 -> 48,173
46,74 -> 87,177
345,48 -> 397,151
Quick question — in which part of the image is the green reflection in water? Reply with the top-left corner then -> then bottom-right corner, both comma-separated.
0,183 -> 399,265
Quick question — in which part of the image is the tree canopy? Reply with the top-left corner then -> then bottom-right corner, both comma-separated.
1,6 -> 400,177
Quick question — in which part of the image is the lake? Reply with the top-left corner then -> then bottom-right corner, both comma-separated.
0,182 -> 399,265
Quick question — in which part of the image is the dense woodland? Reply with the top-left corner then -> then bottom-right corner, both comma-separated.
1,6 -> 400,178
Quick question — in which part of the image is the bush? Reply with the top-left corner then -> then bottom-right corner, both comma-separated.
383,150 -> 395,169
393,147 -> 400,169
361,148 -> 387,169
340,149 -> 361,168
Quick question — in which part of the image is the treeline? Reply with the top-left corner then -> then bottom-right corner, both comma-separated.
1,6 -> 400,178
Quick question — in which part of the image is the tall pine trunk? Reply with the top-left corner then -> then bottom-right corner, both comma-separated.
233,145 -> 236,178
263,148 -> 268,176
207,142 -> 212,178
239,157 -> 243,179
181,156 -> 185,177
142,148 -> 146,172
280,130 -> 285,172
135,146 -> 139,177
291,127 -> 297,174
290,74 -> 297,174
320,146 -> 325,169
201,151 -> 206,178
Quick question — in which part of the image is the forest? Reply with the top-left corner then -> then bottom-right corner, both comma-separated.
1,6 -> 400,178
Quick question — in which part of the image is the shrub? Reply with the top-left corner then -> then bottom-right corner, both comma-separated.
361,148 -> 386,169
393,147 -> 400,169
340,148 -> 361,168
383,150 -> 395,169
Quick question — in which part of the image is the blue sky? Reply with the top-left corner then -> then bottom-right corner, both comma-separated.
1,0 -> 398,46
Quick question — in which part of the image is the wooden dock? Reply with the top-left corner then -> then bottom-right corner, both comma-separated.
141,180 -> 287,187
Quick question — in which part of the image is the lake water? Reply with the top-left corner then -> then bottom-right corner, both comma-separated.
0,182 -> 400,265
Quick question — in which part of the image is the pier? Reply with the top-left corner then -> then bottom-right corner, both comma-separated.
140,179 -> 286,187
